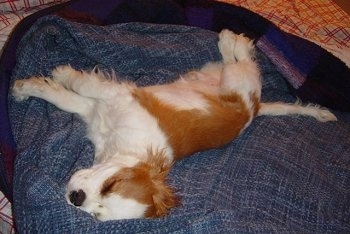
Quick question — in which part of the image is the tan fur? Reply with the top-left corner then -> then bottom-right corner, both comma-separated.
133,89 -> 252,160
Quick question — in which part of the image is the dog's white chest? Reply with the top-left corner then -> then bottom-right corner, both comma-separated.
85,94 -> 172,163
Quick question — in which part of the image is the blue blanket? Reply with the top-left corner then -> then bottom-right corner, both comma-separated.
2,0 -> 350,232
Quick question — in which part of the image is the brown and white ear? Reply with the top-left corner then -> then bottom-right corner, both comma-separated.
145,150 -> 178,217
150,185 -> 178,217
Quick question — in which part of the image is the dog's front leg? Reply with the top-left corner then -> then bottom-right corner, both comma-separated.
52,65 -> 129,101
12,77 -> 93,117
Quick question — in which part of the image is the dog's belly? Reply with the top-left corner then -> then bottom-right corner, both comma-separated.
144,69 -> 221,112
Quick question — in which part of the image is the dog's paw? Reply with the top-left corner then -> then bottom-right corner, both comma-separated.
12,78 -> 47,101
218,29 -> 254,62
12,80 -> 30,101
233,33 -> 254,61
52,65 -> 76,85
12,77 -> 60,101
218,29 -> 237,63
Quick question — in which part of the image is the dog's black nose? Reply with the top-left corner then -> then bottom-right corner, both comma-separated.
69,189 -> 86,207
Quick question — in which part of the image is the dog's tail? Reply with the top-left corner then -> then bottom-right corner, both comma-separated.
258,101 -> 337,122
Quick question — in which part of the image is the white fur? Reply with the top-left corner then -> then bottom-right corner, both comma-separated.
96,195 -> 148,221
12,29 -> 337,221
65,157 -> 148,220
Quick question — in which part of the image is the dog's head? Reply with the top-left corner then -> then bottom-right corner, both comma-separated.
65,151 -> 177,221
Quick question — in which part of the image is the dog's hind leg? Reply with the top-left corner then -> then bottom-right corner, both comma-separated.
218,29 -> 337,123
12,77 -> 93,117
218,29 -> 261,116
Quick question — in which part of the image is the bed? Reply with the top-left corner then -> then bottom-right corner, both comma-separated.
1,0 -> 349,232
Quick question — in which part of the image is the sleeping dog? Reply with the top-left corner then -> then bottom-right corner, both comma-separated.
12,29 -> 337,221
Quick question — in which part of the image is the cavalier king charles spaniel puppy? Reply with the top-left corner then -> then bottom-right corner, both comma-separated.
12,29 -> 337,221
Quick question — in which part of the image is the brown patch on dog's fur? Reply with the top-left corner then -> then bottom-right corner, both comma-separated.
133,89 -> 252,160
100,150 -> 178,218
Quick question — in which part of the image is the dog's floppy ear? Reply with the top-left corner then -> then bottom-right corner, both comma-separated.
150,185 -> 178,217
100,150 -> 178,217
145,149 -> 178,217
